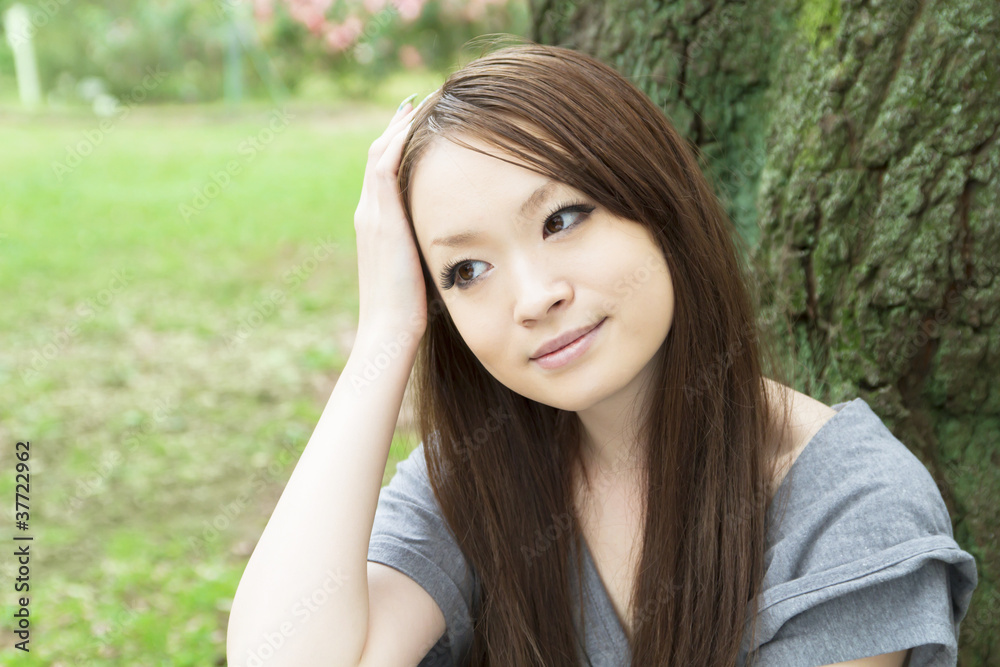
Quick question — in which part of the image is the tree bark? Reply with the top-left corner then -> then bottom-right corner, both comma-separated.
531,1 -> 998,663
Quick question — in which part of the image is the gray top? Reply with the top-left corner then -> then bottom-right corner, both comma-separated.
367,397 -> 979,666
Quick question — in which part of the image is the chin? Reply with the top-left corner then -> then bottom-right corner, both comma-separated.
521,382 -> 609,413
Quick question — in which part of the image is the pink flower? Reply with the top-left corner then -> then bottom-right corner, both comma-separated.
392,0 -> 426,22
398,44 -> 424,69
285,0 -> 335,33
289,4 -> 327,34
323,16 -> 364,52
460,0 -> 508,22
253,0 -> 275,22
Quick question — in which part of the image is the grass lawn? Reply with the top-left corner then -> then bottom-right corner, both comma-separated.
0,95 -> 431,665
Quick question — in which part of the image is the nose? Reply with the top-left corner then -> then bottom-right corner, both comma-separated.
511,257 -> 573,325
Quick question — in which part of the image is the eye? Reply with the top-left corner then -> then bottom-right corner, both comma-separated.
437,200 -> 596,291
542,203 -> 593,237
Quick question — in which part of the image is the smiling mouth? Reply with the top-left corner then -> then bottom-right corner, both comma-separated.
530,317 -> 607,369
531,318 -> 605,360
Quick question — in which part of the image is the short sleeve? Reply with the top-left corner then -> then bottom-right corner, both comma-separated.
367,441 -> 477,667
742,398 -> 979,667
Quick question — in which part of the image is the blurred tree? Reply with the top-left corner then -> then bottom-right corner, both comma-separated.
532,1 -> 998,664
0,0 -> 528,105
0,0 -> 236,104
259,0 -> 531,96
3,3 -> 42,108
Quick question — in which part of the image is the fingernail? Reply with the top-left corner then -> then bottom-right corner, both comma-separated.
414,91 -> 434,111
397,93 -> 417,112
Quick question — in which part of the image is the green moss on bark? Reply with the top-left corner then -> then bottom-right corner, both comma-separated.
535,0 -> 999,662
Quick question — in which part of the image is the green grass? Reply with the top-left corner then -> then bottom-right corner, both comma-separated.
0,94 -> 433,664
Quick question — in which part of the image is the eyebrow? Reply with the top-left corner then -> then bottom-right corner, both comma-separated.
430,179 -> 558,249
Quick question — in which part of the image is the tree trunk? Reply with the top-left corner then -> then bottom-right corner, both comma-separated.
531,0 -> 998,663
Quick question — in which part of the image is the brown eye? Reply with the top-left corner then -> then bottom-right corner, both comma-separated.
544,213 -> 571,235
457,263 -> 476,282
542,205 -> 593,238
439,203 -> 595,292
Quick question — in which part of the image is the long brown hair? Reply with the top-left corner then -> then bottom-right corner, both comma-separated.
397,38 -> 795,667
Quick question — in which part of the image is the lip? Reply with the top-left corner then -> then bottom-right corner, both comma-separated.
530,317 -> 607,369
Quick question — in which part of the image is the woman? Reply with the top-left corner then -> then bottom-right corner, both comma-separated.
227,42 -> 977,667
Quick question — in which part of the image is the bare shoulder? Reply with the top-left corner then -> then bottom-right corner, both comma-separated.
790,387 -> 839,446
764,378 -> 839,489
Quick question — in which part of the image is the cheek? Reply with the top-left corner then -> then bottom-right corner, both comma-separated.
600,246 -> 656,293
605,243 -> 671,317
633,262 -> 674,333
450,306 -> 504,361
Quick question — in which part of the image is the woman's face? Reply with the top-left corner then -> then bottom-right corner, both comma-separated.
409,135 -> 674,413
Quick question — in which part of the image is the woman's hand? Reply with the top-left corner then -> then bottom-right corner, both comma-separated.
353,99 -> 427,340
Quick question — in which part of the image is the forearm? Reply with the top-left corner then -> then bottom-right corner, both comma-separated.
227,326 -> 420,667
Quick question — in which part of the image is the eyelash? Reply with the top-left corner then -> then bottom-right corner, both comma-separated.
438,200 -> 596,291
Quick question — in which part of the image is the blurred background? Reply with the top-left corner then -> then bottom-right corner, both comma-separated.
0,0 -> 528,664
1,0 -> 997,664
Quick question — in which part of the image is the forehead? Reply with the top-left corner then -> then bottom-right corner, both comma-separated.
409,136 -> 550,247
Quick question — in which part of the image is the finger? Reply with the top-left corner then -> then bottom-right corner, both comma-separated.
367,105 -> 419,178
413,88 -> 438,112
364,131 -> 406,213
386,98 -> 419,133
373,119 -> 413,187
396,93 -> 417,116
371,103 -> 418,161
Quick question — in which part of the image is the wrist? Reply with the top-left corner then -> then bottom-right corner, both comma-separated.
357,314 -> 425,342
343,327 -> 421,392
352,323 -> 422,358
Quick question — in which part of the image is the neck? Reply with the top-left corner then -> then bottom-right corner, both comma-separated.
578,427 -> 644,483
576,353 -> 656,482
